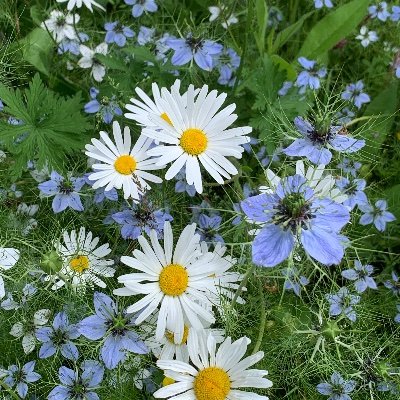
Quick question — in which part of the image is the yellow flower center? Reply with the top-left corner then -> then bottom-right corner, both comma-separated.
162,376 -> 175,387
179,128 -> 208,155
159,264 -> 188,296
69,255 -> 89,273
194,367 -> 231,400
161,112 -> 173,126
114,155 -> 137,175
165,325 -> 189,345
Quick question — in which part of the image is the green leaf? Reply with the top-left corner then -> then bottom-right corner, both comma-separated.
298,0 -> 369,59
254,0 -> 268,54
384,184 -> 400,220
19,28 -> 53,75
271,54 -> 297,81
96,54 -> 129,71
361,82 -> 398,156
270,12 -> 312,54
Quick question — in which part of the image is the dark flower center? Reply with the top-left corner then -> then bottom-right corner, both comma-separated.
56,17 -> 66,27
52,328 -> 69,345
186,36 -> 204,52
59,181 -> 74,194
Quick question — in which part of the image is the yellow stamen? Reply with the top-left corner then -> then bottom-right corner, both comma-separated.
194,367 -> 231,400
159,264 -> 188,296
162,376 -> 175,387
165,325 -> 189,345
161,112 -> 173,126
179,128 -> 208,155
69,255 -> 89,273
114,154 -> 137,175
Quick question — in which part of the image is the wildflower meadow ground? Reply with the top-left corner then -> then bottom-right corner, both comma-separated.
0,0 -> 400,399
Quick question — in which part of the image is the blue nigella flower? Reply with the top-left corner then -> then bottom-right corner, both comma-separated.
341,81 -> 370,109
0,361 -> 41,399
325,287 -> 360,322
58,33 -> 89,55
104,21 -> 135,47
384,271 -> 400,296
336,177 -> 368,210
112,201 -> 173,240
377,380 -> 400,395
316,372 -> 356,400
125,0 -> 158,18
394,305 -> 400,323
217,48 -> 240,87
197,214 -> 224,244
282,267 -> 309,296
278,81 -> 293,96
84,87 -> 122,124
335,107 -> 355,125
337,158 -> 361,177
137,26 -> 155,45
48,360 -> 104,400
78,292 -> 148,369
391,5 -> 400,21
369,2 -> 390,22
283,116 -> 365,165
359,199 -> 396,231
36,311 -> 80,361
242,136 -> 260,153
241,174 -> 350,267
166,34 -> 223,71
314,0 -> 333,9
341,261 -> 377,293
83,173 -> 118,204
1,283 -> 37,310
296,57 -> 327,93
38,171 -> 85,213
174,168 -> 196,197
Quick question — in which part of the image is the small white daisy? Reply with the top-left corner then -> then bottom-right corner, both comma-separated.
46,227 -> 115,290
41,10 -> 79,43
10,309 -> 51,354
113,221 -> 237,343
0,247 -> 20,299
356,26 -> 378,48
154,331 -> 273,399
78,43 -> 108,82
142,83 -> 252,193
56,0 -> 105,12
85,121 -> 163,200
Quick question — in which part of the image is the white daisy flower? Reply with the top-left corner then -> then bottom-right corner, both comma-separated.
356,26 -> 378,48
46,227 -> 115,290
114,221 -> 237,343
154,331 -> 272,399
78,43 -> 108,82
10,309 -> 51,354
0,248 -> 20,299
41,10 -> 79,43
142,83 -> 252,194
262,160 -> 347,203
56,0 -> 105,12
85,121 -> 163,200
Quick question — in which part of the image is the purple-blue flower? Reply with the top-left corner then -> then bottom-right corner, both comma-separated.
83,173 -> 118,203
316,372 -> 356,400
278,81 -> 293,96
391,5 -> 400,21
336,177 -> 368,210
137,26 -> 155,45
384,271 -> 400,295
314,0 -> 333,9
369,2 -> 390,22
78,292 -> 148,369
0,361 -> 41,399
197,214 -> 224,244
58,33 -> 89,55
394,304 -> 400,323
359,199 -> 396,231
283,116 -> 365,165
166,34 -> 223,71
48,360 -> 104,400
296,57 -> 327,93
325,287 -> 360,322
112,202 -> 173,240
335,107 -> 355,125
337,158 -> 361,177
125,0 -> 158,18
341,81 -> 370,109
217,48 -> 240,86
174,169 -> 196,197
38,171 -> 85,213
341,261 -> 377,293
84,87 -> 122,124
104,21 -> 135,47
282,267 -> 309,296
36,311 -> 80,361
241,174 -> 350,267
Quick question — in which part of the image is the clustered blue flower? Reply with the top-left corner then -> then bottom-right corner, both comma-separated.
336,177 -> 368,211
104,21 -> 135,47
84,87 -> 123,124
282,267 -> 309,296
341,261 -> 377,293
125,0 -> 158,18
317,372 -> 356,400
296,57 -> 327,93
325,287 -> 360,322
359,199 -> 396,231
341,81 -> 370,109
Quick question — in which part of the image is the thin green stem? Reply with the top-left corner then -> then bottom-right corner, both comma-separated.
0,380 -> 20,400
231,264 -> 254,308
252,278 -> 266,354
